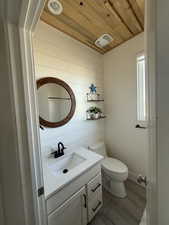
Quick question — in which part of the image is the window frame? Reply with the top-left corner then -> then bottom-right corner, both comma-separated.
136,52 -> 148,125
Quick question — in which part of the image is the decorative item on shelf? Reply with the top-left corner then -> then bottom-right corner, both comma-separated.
87,93 -> 100,101
100,112 -> 105,118
89,84 -> 97,93
86,107 -> 105,120
87,83 -> 104,102
87,83 -> 98,101
97,93 -> 100,100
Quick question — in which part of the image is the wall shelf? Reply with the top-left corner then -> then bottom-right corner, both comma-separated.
48,97 -> 71,100
87,100 -> 104,102
86,116 -> 106,121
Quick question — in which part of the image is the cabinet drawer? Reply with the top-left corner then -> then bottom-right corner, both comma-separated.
87,173 -> 102,198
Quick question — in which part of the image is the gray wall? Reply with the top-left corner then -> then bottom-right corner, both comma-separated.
104,33 -> 148,179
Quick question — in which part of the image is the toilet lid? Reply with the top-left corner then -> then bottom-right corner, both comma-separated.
102,157 -> 128,173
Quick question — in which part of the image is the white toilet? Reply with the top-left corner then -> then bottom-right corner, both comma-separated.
89,142 -> 128,198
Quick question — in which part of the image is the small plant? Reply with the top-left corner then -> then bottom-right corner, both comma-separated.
87,107 -> 102,114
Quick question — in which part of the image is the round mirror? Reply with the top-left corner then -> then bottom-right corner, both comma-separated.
37,77 -> 76,128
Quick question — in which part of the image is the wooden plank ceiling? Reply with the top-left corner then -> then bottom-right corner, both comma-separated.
41,0 -> 144,54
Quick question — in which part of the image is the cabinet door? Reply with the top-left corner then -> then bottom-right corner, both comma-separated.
48,187 -> 87,225
87,173 -> 102,199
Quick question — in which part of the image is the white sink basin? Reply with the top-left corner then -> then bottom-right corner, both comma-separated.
49,152 -> 86,176
43,148 -> 103,197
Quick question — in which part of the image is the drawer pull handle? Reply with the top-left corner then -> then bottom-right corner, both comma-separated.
83,194 -> 87,208
91,183 -> 101,192
92,201 -> 102,212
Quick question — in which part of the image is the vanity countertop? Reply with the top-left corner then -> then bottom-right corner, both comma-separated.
42,147 -> 103,199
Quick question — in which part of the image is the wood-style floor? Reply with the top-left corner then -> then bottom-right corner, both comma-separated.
89,180 -> 146,225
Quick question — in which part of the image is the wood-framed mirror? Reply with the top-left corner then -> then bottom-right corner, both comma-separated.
37,77 -> 76,128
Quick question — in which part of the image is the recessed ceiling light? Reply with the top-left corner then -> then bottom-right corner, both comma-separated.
48,0 -> 63,15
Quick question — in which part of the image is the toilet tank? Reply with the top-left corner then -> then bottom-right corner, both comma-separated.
89,142 -> 107,158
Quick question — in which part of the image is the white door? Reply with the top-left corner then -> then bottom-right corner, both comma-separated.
48,187 -> 87,225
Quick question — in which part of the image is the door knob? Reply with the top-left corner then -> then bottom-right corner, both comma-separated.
137,175 -> 147,186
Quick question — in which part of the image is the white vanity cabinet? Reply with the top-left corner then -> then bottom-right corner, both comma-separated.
48,187 -> 87,225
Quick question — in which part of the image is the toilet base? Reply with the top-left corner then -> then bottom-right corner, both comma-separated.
102,172 -> 127,198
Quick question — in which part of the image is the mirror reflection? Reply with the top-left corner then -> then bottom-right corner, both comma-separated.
37,83 -> 71,123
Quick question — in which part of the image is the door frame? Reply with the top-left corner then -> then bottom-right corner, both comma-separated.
0,0 -> 46,225
145,0 -> 157,224
147,0 -> 169,224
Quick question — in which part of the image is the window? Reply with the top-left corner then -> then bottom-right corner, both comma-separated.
137,54 -> 147,122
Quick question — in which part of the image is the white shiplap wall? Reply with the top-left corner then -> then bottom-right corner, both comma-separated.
33,21 -> 104,157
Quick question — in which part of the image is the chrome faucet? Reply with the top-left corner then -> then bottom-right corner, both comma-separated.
51,142 -> 66,158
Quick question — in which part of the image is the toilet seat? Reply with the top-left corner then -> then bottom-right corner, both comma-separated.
101,157 -> 128,181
